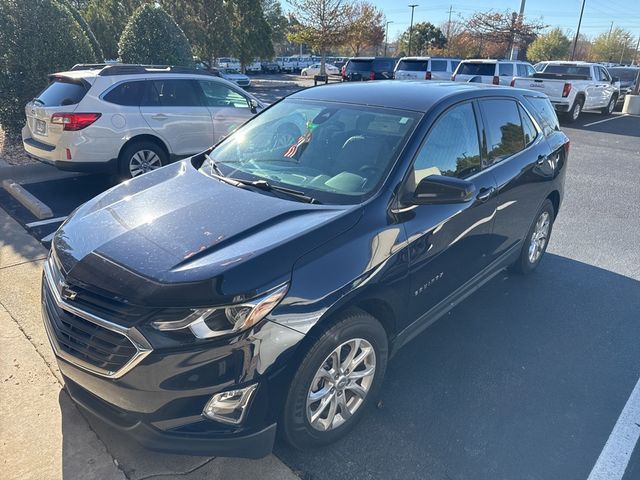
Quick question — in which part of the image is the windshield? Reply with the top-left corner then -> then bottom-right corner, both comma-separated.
200,99 -> 421,205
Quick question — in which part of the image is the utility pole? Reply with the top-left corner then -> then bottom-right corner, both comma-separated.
408,4 -> 418,56
446,5 -> 453,53
384,21 -> 394,56
510,0 -> 526,60
607,22 -> 614,62
571,0 -> 586,60
633,34 -> 640,66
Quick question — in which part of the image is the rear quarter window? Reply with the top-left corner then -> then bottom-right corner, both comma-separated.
103,81 -> 144,106
36,78 -> 88,106
526,96 -> 560,136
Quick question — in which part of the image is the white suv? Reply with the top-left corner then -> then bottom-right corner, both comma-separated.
394,57 -> 460,81
452,59 -> 536,86
22,64 -> 264,178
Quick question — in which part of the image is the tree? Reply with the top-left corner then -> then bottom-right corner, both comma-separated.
287,0 -> 350,75
59,0 -> 104,60
0,0 -> 95,135
345,1 -> 384,56
118,3 -> 193,65
262,0 -> 289,46
230,0 -> 274,69
590,27 -> 636,64
84,0 -> 141,60
161,0 -> 234,65
397,22 -> 446,56
526,28 -> 570,62
466,10 -> 545,59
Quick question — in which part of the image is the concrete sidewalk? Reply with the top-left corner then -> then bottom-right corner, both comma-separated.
0,207 -> 300,480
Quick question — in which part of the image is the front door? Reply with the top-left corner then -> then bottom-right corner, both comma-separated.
139,79 -> 214,157
400,101 -> 498,325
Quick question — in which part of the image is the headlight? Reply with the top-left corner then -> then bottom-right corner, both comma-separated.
151,284 -> 288,339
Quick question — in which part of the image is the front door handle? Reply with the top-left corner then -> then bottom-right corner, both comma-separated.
476,187 -> 495,202
151,113 -> 169,120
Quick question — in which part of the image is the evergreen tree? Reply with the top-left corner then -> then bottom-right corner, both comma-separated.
231,0 -> 274,69
84,0 -> 140,60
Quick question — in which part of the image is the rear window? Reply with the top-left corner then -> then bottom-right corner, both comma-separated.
103,81 -> 144,106
457,62 -> 495,76
396,60 -> 428,71
347,60 -> 373,72
544,65 -> 591,77
372,59 -> 395,72
526,96 -> 560,136
499,63 -> 514,76
431,59 -> 448,72
36,78 -> 88,106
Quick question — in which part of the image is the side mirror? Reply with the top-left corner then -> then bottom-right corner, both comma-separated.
407,175 -> 476,205
249,98 -> 259,114
611,76 -> 619,84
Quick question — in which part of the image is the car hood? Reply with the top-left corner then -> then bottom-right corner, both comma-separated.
53,159 -> 361,307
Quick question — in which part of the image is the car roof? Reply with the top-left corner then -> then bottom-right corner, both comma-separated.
398,56 -> 459,61
461,59 -> 529,64
288,81 -> 531,113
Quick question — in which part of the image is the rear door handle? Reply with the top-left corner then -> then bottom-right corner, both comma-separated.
151,113 -> 169,120
476,187 -> 495,202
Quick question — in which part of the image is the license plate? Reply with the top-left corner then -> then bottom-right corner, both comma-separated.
34,119 -> 47,136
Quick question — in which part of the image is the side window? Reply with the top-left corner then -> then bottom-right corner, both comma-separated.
600,67 -> 611,82
198,81 -> 249,108
141,80 -> 201,107
518,104 -> 538,147
431,59 -> 447,71
526,65 -> 536,76
412,102 -> 481,184
593,67 -> 601,81
450,60 -> 460,72
480,99 -> 525,163
517,64 -> 527,76
499,63 -> 514,76
103,81 -> 143,106
526,96 -> 560,136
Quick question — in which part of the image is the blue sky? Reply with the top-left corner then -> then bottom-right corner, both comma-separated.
368,0 -> 640,41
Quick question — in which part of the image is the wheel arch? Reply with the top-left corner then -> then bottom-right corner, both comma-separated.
547,190 -> 561,218
118,134 -> 170,161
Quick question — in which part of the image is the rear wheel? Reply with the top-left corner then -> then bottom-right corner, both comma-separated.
563,97 -> 583,123
601,95 -> 617,115
511,199 -> 555,274
118,140 -> 167,179
281,311 -> 388,450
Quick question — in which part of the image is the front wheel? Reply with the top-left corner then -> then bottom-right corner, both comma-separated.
281,311 -> 388,450
601,95 -> 617,115
511,199 -> 555,274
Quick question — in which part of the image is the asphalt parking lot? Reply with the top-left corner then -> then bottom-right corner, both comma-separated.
1,87 -> 639,479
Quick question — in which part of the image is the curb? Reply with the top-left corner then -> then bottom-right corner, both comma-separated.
0,162 -> 82,184
2,178 -> 53,219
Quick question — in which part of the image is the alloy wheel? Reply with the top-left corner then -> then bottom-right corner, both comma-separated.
528,211 -> 550,264
608,98 -> 615,114
306,338 -> 376,432
572,102 -> 582,120
129,149 -> 161,177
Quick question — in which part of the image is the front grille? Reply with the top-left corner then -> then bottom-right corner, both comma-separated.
43,282 -> 137,374
42,255 -> 152,378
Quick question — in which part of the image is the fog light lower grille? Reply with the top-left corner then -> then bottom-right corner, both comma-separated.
203,384 -> 257,425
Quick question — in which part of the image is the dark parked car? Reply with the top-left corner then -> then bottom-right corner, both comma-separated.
607,66 -> 640,103
342,57 -> 396,81
42,82 -> 568,458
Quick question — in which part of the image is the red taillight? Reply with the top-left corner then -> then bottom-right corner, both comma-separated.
492,75 -> 499,85
51,112 -> 101,131
562,83 -> 572,98
369,71 -> 375,80
451,74 -> 456,81
425,71 -> 432,80
510,78 -> 516,87
341,66 -> 346,78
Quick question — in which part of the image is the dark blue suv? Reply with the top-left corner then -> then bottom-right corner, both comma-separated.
43,81 -> 569,458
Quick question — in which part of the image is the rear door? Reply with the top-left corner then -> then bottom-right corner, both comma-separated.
139,78 -> 213,157
197,80 -> 258,143
599,66 -> 617,107
25,76 -> 89,147
401,101 -> 498,324
478,97 -> 555,260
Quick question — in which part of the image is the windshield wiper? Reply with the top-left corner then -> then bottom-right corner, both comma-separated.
32,98 -> 44,106
204,153 -> 225,177
245,180 -> 321,204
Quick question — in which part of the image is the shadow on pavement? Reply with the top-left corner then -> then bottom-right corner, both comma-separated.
561,112 -> 640,137
275,253 -> 640,480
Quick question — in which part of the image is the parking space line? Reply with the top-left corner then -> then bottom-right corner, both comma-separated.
587,376 -> 640,480
583,114 -> 633,127
40,232 -> 56,243
26,216 -> 67,228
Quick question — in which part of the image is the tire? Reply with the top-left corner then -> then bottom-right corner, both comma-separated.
301,71 -> 307,76
118,140 -> 167,180
600,95 -> 617,115
281,310 -> 388,450
511,199 -> 555,275
563,97 -> 583,123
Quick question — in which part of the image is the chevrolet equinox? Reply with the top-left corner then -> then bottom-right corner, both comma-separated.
42,81 -> 569,458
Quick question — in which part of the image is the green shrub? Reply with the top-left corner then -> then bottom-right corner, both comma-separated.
60,0 -> 104,61
118,4 -> 193,66
0,0 -> 96,136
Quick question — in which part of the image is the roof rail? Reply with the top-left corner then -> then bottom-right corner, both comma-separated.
97,64 -> 218,77
70,63 -> 110,71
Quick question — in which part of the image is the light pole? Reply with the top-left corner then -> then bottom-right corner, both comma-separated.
384,21 -> 394,56
408,4 -> 418,56
571,0 -> 586,60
